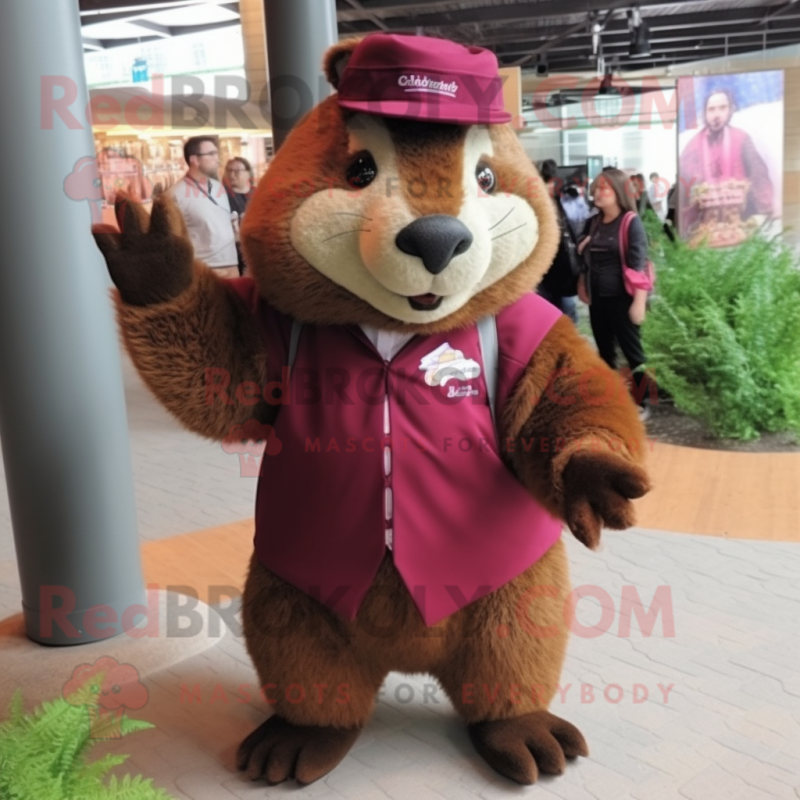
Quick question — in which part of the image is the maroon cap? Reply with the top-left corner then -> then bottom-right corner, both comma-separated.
336,33 -> 512,125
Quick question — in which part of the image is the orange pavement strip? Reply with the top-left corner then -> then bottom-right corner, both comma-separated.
140,520 -> 254,603
140,443 -> 800,602
636,442 -> 800,542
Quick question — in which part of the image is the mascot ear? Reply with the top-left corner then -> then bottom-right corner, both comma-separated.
323,37 -> 363,90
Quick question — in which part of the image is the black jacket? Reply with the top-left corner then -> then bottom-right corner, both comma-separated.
582,212 -> 648,302
540,197 -> 581,297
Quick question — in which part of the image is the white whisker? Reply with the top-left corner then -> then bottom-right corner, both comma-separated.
332,212 -> 374,221
488,208 -> 514,231
322,228 -> 371,242
492,223 -> 527,241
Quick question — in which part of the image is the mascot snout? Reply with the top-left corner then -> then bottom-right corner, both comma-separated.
395,214 -> 474,275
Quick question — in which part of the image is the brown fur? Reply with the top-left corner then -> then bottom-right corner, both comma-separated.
114,264 -> 270,440
93,194 -> 195,307
240,101 -> 559,335
242,539 -> 571,728
469,711 -> 588,784
237,716 -> 361,785
94,194 -> 270,440
385,118 -> 466,217
322,37 -> 363,90
501,314 -> 651,547
94,35 -> 651,786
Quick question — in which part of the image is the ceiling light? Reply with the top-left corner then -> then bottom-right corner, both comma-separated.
590,14 -> 602,56
628,7 -> 651,58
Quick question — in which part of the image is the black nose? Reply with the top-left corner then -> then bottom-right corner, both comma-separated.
395,215 -> 473,275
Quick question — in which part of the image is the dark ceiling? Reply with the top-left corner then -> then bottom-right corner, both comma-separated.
336,0 -> 800,74
79,0 -> 800,74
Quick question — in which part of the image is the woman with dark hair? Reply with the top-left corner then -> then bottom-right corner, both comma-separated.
577,168 -> 651,420
224,156 -> 255,276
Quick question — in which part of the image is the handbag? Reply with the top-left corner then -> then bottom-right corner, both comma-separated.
619,211 -> 655,295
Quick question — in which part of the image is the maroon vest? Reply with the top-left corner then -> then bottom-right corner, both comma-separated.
231,280 -> 562,626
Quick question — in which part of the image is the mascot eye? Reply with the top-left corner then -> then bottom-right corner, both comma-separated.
346,153 -> 378,189
476,164 -> 496,194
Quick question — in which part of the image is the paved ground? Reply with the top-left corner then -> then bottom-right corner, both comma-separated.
31,528 -> 800,800
2,348 -> 800,799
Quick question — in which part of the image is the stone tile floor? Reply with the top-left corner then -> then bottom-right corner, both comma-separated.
1,349 -> 800,798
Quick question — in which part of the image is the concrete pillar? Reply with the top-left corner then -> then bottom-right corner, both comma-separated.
0,0 -> 145,645
263,0 -> 338,150
240,0 -> 270,126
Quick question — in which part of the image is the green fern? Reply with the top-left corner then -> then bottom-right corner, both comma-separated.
0,683 -> 176,800
642,217 -> 800,440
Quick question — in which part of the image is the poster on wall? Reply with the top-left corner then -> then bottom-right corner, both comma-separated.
677,71 -> 783,248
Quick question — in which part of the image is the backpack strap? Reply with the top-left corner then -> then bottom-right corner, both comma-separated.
288,319 -> 303,372
477,314 -> 499,428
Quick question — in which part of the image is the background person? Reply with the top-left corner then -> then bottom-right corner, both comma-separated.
577,168 -> 651,420
560,179 -> 593,241
661,177 -> 679,242
224,156 -> 255,216
536,159 -> 580,324
648,172 -> 667,221
169,136 -> 239,279
632,174 -> 656,219
224,157 -> 256,276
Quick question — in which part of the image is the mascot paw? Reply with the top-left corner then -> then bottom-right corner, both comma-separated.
236,715 -> 360,785
469,710 -> 588,784
561,452 -> 650,549
92,193 -> 195,307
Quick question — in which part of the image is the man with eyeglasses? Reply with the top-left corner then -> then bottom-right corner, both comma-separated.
169,136 -> 239,278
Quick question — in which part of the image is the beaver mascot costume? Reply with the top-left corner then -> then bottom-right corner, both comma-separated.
93,33 -> 650,788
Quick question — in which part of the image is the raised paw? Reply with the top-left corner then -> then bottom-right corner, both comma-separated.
92,192 -> 195,307
561,451 -> 651,549
236,714 -> 360,786
469,710 -> 588,785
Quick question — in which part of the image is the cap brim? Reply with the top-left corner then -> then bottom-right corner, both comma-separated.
338,98 -> 512,126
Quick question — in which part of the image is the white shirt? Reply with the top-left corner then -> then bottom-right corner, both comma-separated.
169,176 -> 237,268
358,324 -> 416,550
648,182 -> 667,221
359,325 -> 415,361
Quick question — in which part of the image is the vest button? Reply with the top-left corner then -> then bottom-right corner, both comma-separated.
384,486 -> 393,521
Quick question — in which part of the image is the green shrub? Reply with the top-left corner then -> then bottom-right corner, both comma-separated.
641,218 -> 800,440
0,678 -> 176,800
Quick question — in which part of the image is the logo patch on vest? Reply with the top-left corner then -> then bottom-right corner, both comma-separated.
419,343 -> 481,387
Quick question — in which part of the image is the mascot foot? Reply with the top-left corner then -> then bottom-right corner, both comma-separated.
236,714 -> 361,785
468,710 -> 588,785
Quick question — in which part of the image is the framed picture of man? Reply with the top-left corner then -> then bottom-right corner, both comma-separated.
677,71 -> 783,248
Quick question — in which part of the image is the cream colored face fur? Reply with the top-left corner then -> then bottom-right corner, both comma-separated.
289,114 -> 539,324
